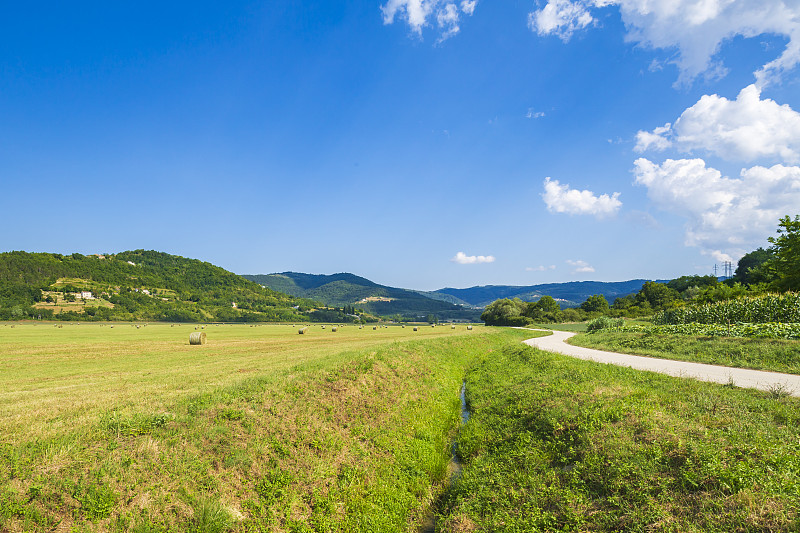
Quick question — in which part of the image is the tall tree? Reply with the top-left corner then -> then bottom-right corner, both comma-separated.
768,215 -> 800,290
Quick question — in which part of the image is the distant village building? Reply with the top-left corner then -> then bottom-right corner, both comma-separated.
141,289 -> 150,295
127,261 -> 136,266
232,302 -> 237,308
80,291 -> 94,300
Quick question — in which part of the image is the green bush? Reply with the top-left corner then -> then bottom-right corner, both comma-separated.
586,316 -> 624,332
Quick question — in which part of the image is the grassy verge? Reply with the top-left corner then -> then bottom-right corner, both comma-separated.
438,343 -> 800,532
0,323 -> 537,532
569,329 -> 800,375
529,322 -> 588,332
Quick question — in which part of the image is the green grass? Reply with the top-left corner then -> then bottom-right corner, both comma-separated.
529,322 -> 589,332
569,329 -> 800,374
438,343 -> 800,532
0,322 -> 534,532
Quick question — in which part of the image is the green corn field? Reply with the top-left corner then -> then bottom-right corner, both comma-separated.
654,293 -> 800,325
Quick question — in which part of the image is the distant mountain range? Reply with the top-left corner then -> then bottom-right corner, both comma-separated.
244,272 -> 656,318
243,272 -> 482,321
432,280 -> 659,308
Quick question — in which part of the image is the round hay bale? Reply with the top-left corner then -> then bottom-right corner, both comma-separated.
413,327 -> 418,331
467,325 -> 473,330
298,327 -> 308,334
451,325 -> 456,329
189,332 -> 207,345
373,326 -> 377,330
331,327 -> 338,332
321,325 -> 325,329
401,325 -> 405,328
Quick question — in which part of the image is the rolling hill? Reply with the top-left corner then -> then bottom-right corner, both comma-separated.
0,250 -> 320,322
243,272 -> 483,322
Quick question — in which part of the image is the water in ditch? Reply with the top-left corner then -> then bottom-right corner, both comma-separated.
418,380 -> 469,533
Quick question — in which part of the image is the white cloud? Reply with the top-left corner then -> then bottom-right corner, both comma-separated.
635,85 -> 800,163
634,123 -> 672,152
529,0 -> 800,86
437,2 -> 461,40
451,251 -> 496,264
567,259 -> 595,273
526,265 -> 556,271
528,0 -> 594,40
526,108 -> 546,119
461,0 -> 477,15
633,157 -> 800,261
381,0 -> 477,40
542,177 -> 622,218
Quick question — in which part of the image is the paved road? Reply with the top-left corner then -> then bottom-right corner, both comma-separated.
523,329 -> 800,397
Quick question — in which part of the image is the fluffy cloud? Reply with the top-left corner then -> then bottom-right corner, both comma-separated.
542,177 -> 622,218
529,0 -> 800,86
635,85 -> 800,163
633,157 -> 800,261
567,259 -> 595,273
381,0 -> 477,40
451,251 -> 496,264
528,0 -> 594,40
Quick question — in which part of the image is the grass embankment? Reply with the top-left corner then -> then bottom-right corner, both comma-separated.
0,323 -> 534,532
439,343 -> 800,532
569,329 -> 800,375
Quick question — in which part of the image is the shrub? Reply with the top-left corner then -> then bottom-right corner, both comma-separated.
586,316 -> 624,332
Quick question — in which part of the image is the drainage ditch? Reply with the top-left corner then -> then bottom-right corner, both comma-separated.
418,380 -> 470,532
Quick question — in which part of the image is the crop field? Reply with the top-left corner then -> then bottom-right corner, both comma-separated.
0,323 -> 473,443
0,322 -> 535,532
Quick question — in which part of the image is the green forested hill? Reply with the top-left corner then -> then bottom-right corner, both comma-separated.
0,250 -> 320,322
244,272 -> 482,322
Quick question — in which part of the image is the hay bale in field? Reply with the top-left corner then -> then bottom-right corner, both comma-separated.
413,327 -> 418,331
189,331 -> 207,345
322,325 -> 325,329
467,325 -> 473,330
332,327 -> 338,332
431,324 -> 435,328
299,327 -> 308,334
373,326 -> 377,330
451,325 -> 456,329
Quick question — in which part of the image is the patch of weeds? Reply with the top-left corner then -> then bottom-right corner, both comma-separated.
190,497 -> 234,533
100,411 -> 171,437
337,464 -> 363,487
222,449 -> 252,470
767,382 -> 793,399
215,408 -> 244,422
73,481 -> 116,521
254,468 -> 293,505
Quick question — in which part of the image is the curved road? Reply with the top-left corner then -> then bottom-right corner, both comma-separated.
523,329 -> 800,397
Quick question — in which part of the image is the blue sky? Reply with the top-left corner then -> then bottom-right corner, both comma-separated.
2,1 -> 800,290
